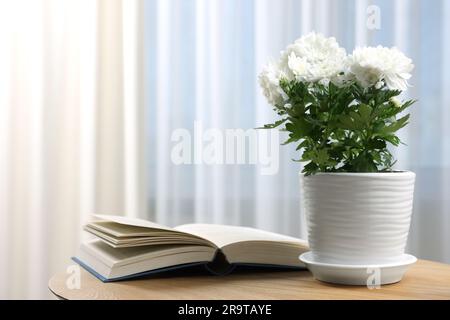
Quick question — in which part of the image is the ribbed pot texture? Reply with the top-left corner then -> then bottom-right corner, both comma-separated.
300,171 -> 415,264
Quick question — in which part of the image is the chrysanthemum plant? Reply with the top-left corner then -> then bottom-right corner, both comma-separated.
259,33 -> 415,175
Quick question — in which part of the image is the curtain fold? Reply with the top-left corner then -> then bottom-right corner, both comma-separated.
0,0 -> 146,299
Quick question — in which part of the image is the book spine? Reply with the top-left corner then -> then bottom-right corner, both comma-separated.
204,249 -> 236,275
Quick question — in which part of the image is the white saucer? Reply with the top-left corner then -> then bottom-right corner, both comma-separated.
299,252 -> 417,286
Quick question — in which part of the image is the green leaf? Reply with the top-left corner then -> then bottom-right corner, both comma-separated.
337,114 -> 363,130
313,149 -> 329,165
295,140 -> 309,151
358,104 -> 373,123
383,135 -> 401,146
367,139 -> 386,150
283,117 -> 313,143
256,118 -> 287,129
351,153 -> 378,172
282,135 -> 299,145
383,114 -> 410,133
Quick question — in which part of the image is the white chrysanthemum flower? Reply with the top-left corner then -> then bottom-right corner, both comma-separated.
283,32 -> 347,83
258,62 -> 288,106
349,46 -> 414,91
258,32 -> 348,106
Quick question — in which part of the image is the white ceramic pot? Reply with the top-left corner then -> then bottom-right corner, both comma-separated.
300,171 -> 415,265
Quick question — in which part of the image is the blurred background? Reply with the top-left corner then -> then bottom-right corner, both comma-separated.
0,0 -> 449,299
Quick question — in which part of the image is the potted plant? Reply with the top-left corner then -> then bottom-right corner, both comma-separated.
258,32 -> 417,285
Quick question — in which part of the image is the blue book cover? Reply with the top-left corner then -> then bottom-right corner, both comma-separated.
72,255 -> 305,283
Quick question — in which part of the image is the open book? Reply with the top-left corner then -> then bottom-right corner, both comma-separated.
74,215 -> 309,282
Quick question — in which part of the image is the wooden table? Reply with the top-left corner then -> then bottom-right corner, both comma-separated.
49,259 -> 450,300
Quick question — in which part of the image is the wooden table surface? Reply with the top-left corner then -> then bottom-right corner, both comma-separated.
49,259 -> 450,300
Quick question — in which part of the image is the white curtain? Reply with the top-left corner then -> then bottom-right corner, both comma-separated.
0,0 -> 146,299
1,0 -> 449,300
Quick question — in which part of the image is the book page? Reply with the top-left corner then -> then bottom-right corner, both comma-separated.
88,215 -> 215,248
174,224 -> 307,248
80,239 -> 215,267
93,214 -> 176,232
